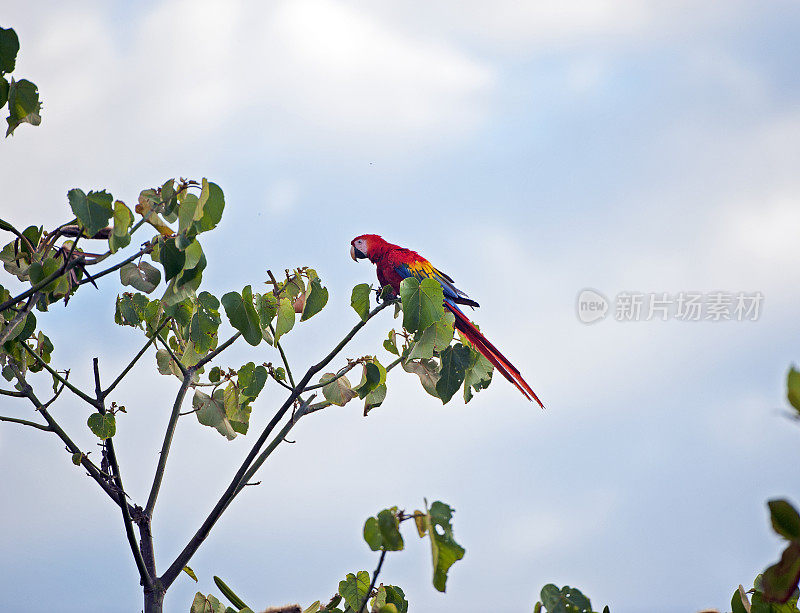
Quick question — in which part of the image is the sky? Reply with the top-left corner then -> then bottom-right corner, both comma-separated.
2,2 -> 800,612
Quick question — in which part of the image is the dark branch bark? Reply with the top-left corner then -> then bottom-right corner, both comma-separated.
93,358 -> 153,592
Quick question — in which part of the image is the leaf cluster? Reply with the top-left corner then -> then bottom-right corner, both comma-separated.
0,27 -> 41,136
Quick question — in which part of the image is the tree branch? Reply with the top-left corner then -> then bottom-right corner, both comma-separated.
160,299 -> 396,588
194,331 -> 241,370
0,292 -> 39,346
103,319 -> 170,399
21,343 -> 99,407
358,549 -> 388,613
145,375 -> 192,517
0,255 -> 84,313
76,242 -> 152,287
93,358 -> 153,591
11,365 -> 134,514
0,414 -> 52,431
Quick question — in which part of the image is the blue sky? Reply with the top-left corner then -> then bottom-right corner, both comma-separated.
2,2 -> 800,612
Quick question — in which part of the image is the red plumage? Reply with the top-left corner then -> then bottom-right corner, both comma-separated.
350,234 -> 544,407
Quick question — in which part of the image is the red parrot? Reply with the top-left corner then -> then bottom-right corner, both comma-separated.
350,234 -> 544,407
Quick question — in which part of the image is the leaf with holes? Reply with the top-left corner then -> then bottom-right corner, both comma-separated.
425,501 -> 465,592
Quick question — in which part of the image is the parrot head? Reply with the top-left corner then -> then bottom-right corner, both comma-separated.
350,234 -> 383,262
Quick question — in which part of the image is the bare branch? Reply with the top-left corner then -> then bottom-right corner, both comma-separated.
0,415 -> 52,431
145,375 -> 192,517
93,358 -> 153,591
21,343 -> 99,408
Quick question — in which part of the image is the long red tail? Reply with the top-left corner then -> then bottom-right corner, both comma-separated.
446,303 -> 544,408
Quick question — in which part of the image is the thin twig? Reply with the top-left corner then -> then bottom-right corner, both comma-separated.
21,343 -> 99,407
103,318 -> 169,398
270,323 -> 296,389
145,375 -> 192,517
160,298 -> 396,589
304,361 -> 361,391
194,331 -> 241,370
0,415 -> 52,431
358,549 -> 388,613
11,365 -> 134,514
0,388 -> 26,397
76,243 -> 152,287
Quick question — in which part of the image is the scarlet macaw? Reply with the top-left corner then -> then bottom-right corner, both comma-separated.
350,234 -> 543,407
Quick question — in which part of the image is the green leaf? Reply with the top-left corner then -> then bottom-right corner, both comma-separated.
213,575 -> 250,611
351,283 -> 371,321
221,288 -> 261,346
770,500 -> 800,541
109,199 -> 134,251
87,413 -> 116,440
378,508 -> 404,551
382,586 -> 408,613
300,278 -> 328,321
5,78 -> 40,136
193,389 -> 237,440
364,383 -> 387,414
274,297 -> 295,343
0,77 -> 8,107
363,516 -> 383,551
155,348 -> 182,379
338,571 -> 370,612
0,28 -> 20,74
363,509 -> 404,551
182,566 -> 198,582
71,452 -> 84,466
209,366 -> 221,383
196,179 -> 225,233
68,188 -> 113,238
399,277 -> 444,333
190,593 -> 225,613
190,291 -> 221,353
223,382 -> 251,435
320,373 -> 357,406
355,359 -> 385,399
383,329 -> 399,355
425,501 -> 465,592
239,362 -> 267,399
408,312 -> 455,360
115,292 -> 149,328
540,585 -> 593,613
302,602 -> 320,613
436,343 -> 470,404
731,587 -> 749,613
463,348 -> 493,403
402,359 -> 440,397
120,261 -> 161,294
788,367 -> 800,413
159,238 -> 185,282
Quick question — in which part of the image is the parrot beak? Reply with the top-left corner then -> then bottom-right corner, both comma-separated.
350,245 -> 358,262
